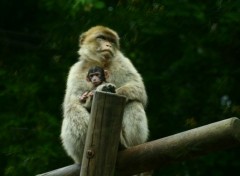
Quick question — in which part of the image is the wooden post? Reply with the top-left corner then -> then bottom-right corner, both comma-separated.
36,117 -> 240,176
80,91 -> 126,176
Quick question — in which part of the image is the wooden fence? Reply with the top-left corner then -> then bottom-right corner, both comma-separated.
37,91 -> 240,176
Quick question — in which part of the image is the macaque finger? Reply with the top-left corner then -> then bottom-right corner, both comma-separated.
88,91 -> 94,97
80,92 -> 89,101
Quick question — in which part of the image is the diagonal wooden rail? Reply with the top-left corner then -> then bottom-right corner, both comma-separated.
37,117 -> 240,176
36,92 -> 240,176
116,117 -> 240,175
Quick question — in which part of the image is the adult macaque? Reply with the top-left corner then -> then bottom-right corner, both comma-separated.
61,26 -> 149,167
80,66 -> 116,111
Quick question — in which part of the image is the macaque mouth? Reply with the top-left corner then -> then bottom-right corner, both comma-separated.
100,49 -> 111,53
92,80 -> 99,84
100,50 -> 114,58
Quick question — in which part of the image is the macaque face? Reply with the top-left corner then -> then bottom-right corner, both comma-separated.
95,34 -> 116,59
86,66 -> 108,87
80,26 -> 120,61
88,72 -> 103,87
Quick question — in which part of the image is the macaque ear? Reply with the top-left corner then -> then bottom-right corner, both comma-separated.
86,77 -> 90,82
80,33 -> 86,45
104,70 -> 109,79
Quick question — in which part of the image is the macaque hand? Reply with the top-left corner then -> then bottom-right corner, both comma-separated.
88,91 -> 94,97
97,83 -> 116,93
79,92 -> 89,102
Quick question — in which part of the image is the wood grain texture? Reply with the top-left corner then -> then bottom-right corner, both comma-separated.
37,117 -> 240,176
80,91 -> 126,176
116,117 -> 240,175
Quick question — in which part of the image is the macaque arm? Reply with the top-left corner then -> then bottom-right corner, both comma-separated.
80,91 -> 93,110
80,92 -> 89,103
63,62 -> 89,116
83,96 -> 92,110
116,81 -> 147,106
114,57 -> 148,107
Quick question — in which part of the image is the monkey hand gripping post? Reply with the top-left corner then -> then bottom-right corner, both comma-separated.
80,91 -> 126,176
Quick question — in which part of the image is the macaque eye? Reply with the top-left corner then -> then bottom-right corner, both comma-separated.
106,38 -> 115,44
89,73 -> 94,78
96,35 -> 116,45
95,73 -> 100,77
96,35 -> 106,41
89,72 -> 100,78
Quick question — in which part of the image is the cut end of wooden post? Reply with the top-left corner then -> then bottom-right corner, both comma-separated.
230,117 -> 240,142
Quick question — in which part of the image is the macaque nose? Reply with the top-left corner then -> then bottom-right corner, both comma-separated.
92,77 -> 97,82
106,42 -> 112,47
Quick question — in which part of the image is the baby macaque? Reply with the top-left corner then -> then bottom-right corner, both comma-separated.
80,66 -> 116,111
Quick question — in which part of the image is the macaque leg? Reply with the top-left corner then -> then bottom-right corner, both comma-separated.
61,106 -> 90,163
120,101 -> 148,147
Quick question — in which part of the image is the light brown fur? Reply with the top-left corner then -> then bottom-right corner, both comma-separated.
60,26 -> 149,165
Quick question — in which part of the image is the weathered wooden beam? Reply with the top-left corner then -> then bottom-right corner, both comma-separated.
80,91 -> 126,176
37,117 -> 240,176
36,164 -> 80,176
116,117 -> 240,175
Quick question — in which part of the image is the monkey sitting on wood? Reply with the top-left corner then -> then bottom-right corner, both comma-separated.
80,66 -> 116,111
61,26 -> 149,167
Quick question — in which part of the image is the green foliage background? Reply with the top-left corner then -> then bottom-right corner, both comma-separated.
0,0 -> 240,175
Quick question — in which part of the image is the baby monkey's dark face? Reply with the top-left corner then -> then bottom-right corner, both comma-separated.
88,72 -> 103,87
87,66 -> 106,87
